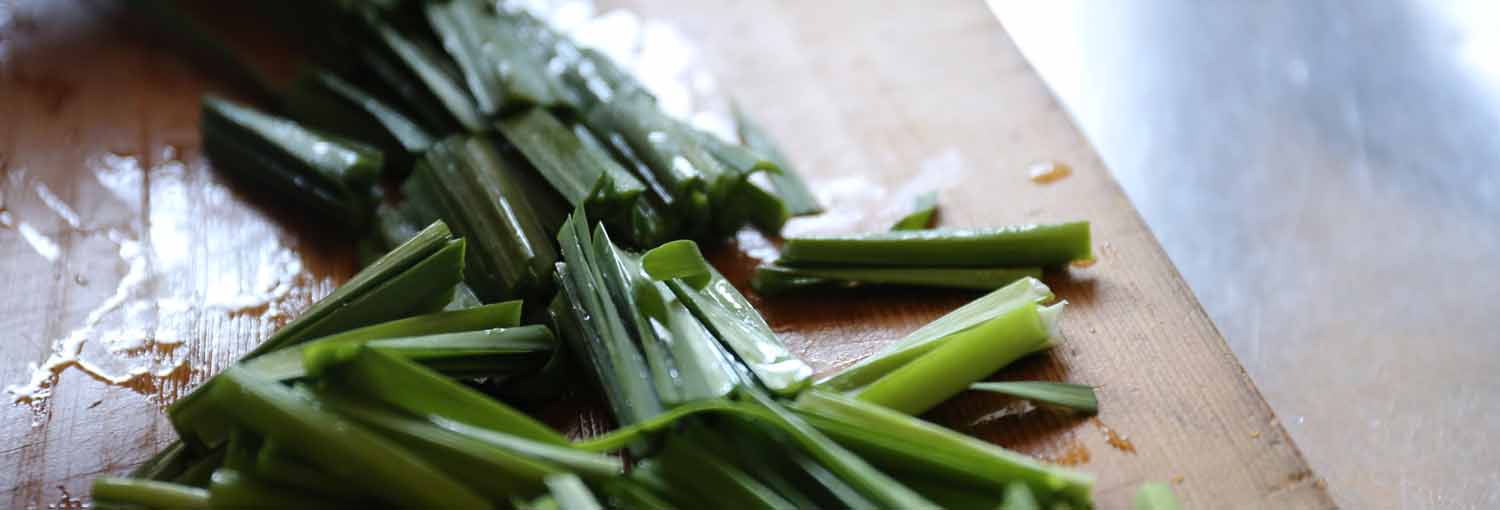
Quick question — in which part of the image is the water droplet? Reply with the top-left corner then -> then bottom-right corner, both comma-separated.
1027,161 -> 1072,184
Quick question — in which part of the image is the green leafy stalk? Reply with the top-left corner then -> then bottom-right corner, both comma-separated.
417,135 -> 559,302
169,222 -> 466,449
284,70 -> 434,163
592,226 -> 736,405
732,103 -> 822,216
891,191 -> 939,230
201,95 -> 383,227
366,15 -> 485,131
207,469 -> 353,510
655,426 -> 798,510
497,108 -> 645,215
781,222 -> 1092,267
241,301 -> 524,381
752,264 -> 1041,294
1134,482 -> 1182,510
1000,481 -> 1042,510
91,477 -> 210,509
638,240 -> 813,396
304,346 -> 568,445
252,440 -> 366,500
818,276 -> 1055,392
554,210 -> 664,426
969,382 -> 1099,415
314,387 -> 615,502
792,390 -> 1093,507
856,302 -> 1062,415
205,367 -> 489,509
546,474 -> 605,510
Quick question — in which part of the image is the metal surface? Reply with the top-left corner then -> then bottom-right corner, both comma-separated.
991,1 -> 1500,508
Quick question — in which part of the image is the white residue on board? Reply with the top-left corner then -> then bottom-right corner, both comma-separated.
4,153 -> 313,413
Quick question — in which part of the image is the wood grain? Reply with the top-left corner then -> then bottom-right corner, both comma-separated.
0,1 -> 1335,508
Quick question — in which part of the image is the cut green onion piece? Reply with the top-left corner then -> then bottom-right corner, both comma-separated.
969,382 -> 1099,415
1000,481 -> 1042,510
497,108 -> 644,215
208,469 -> 353,510
417,135 -> 558,302
555,210 -> 663,425
584,91 -> 724,211
857,302 -> 1062,415
284,70 -> 434,162
314,387 -> 616,502
252,440 -> 365,500
656,426 -> 798,510
123,0 -> 278,106
367,327 -> 554,378
91,477 -> 209,509
206,367 -> 488,509
1134,482 -> 1182,510
201,95 -> 382,227
891,191 -> 939,230
305,346 -> 567,445
792,390 -> 1094,507
546,474 -> 605,510
752,264 -> 1041,294
637,240 -> 812,396
732,103 -> 822,216
640,239 -> 713,289
592,225 -> 736,405
781,222 -> 1091,267
818,277 -> 1054,392
241,301 -> 523,380
367,17 -> 484,132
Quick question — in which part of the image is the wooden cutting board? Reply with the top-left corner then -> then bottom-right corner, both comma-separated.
0,0 -> 1335,508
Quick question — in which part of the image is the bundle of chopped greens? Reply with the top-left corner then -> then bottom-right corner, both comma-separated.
94,1 -> 1190,508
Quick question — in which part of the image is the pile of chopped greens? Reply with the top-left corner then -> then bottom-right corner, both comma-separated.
95,1 -> 1182,508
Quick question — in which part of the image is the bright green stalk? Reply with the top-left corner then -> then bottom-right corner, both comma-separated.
1001,481 -> 1043,510
638,240 -> 812,396
752,264 -> 1041,294
315,388 -> 616,502
1133,483 -> 1181,510
206,367 -> 488,509
370,327 -> 554,378
891,191 -> 939,230
781,222 -> 1092,267
304,346 -> 567,445
639,240 -> 713,288
792,390 -> 1094,507
970,382 -> 1099,415
545,474 -> 605,510
856,302 -> 1062,415
555,211 -> 663,425
241,301 -> 523,381
593,226 -> 735,405
818,277 -> 1054,392
91,477 -> 209,509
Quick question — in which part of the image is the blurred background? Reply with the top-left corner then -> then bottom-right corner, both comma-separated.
989,1 -> 1500,508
